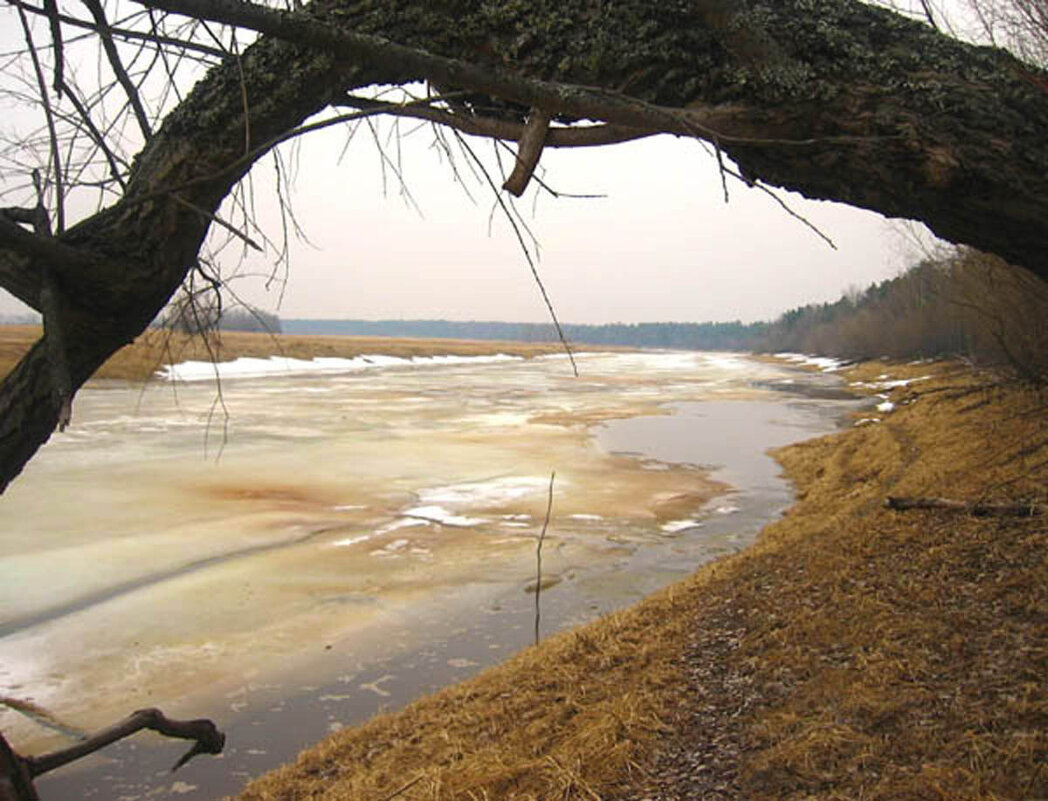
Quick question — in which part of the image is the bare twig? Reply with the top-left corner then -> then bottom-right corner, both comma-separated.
452,131 -> 579,376
534,470 -> 555,646
16,4 -> 64,233
378,774 -> 424,801
83,0 -> 154,141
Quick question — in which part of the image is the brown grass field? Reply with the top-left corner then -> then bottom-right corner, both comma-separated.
0,326 -> 567,382
226,359 -> 1047,801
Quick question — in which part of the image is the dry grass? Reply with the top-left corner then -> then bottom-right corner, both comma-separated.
234,358 -> 1048,800
0,326 -> 568,382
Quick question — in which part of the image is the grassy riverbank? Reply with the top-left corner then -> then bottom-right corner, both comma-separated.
233,359 -> 1047,800
0,325 -> 567,382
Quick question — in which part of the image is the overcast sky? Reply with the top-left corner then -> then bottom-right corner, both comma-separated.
209,127 -> 912,325
1,1 -> 967,326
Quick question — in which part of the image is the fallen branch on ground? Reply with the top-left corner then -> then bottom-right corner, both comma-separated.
885,496 -> 1045,517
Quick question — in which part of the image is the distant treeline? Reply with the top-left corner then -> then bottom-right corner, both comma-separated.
283,247 -> 1048,381
281,318 -> 762,350
755,248 -> 1048,381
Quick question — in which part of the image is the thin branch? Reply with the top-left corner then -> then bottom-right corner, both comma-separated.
83,0 -> 154,141
16,4 -> 64,232
9,0 -> 228,59
453,130 -> 578,376
171,193 -> 263,251
42,0 -> 64,95
534,470 -> 555,646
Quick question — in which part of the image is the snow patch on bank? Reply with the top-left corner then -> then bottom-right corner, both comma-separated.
774,353 -> 847,372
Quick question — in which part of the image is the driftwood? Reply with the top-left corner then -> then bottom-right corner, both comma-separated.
0,709 -> 224,801
885,496 -> 1046,517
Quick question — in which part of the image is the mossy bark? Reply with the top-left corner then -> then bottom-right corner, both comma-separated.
1,0 -> 1047,491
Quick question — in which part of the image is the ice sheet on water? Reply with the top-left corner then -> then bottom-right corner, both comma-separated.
157,353 -> 524,382
701,354 -> 749,371
402,506 -> 489,527
660,518 -> 702,533
417,476 -> 552,507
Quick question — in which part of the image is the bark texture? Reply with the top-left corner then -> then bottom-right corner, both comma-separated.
1,0 -> 1047,490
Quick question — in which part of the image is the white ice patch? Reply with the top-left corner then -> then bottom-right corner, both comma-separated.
854,418 -> 881,426
660,519 -> 702,533
402,506 -> 488,527
377,518 -> 431,534
370,539 -> 411,557
714,504 -> 740,515
157,353 -> 524,382
774,353 -> 846,372
702,354 -> 749,371
331,534 -> 374,548
876,400 -> 895,413
417,476 -> 552,507
570,514 -> 604,521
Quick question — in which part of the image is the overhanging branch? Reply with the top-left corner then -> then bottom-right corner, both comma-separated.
335,95 -> 658,148
134,0 -> 794,146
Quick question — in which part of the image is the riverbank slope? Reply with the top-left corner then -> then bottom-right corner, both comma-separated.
235,359 -> 1047,800
0,326 -> 568,382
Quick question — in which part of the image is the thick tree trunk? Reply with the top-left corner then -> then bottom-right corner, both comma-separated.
1,0 -> 1047,491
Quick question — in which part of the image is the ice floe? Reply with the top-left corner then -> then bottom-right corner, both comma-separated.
701,354 -> 750,371
157,353 -> 523,382
416,476 -> 552,507
331,533 -> 375,548
401,505 -> 488,527
660,519 -> 702,533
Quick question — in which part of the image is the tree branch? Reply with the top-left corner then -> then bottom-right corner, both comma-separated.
134,0 -> 774,144
503,107 -> 551,197
24,708 -> 224,777
82,0 -> 154,141
335,95 -> 657,148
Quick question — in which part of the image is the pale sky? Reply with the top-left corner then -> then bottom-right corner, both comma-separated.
1,1 -> 975,326
194,126 -> 909,325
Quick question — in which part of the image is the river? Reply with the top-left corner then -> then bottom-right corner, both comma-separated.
0,350 -> 860,799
